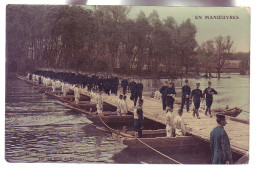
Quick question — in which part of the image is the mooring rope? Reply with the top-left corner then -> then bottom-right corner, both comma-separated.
96,113 -> 183,164
22,75 -> 183,164
136,138 -> 182,164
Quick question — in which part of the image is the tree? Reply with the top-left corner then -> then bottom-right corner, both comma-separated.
178,19 -> 197,74
93,6 -> 131,72
213,35 -> 233,79
199,40 -> 214,77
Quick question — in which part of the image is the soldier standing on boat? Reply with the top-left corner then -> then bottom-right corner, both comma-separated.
181,79 -> 191,113
165,107 -> 175,137
191,82 -> 204,119
166,108 -> 186,137
121,77 -> 128,95
74,84 -> 80,104
165,82 -> 176,110
134,99 -> 144,138
160,81 -> 168,111
210,114 -> 233,164
96,91 -> 103,116
203,81 -> 217,117
122,95 -> 128,115
116,94 -> 124,116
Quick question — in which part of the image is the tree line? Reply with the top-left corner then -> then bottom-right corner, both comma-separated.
6,5 -> 250,78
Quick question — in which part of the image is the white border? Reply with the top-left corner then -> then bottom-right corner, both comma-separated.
1,1 -> 259,174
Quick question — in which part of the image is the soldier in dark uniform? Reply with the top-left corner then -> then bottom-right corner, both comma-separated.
181,79 -> 191,112
97,76 -> 103,92
159,81 -> 168,110
121,77 -> 128,95
92,74 -> 98,90
165,82 -> 176,110
128,79 -> 136,101
210,114 -> 233,164
87,75 -> 93,92
191,82 -> 204,119
103,76 -> 111,95
203,81 -> 217,117
134,99 -> 144,138
133,80 -> 143,106
29,73 -> 32,80
111,75 -> 119,95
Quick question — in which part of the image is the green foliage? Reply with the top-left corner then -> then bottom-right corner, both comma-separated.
7,5 -> 203,77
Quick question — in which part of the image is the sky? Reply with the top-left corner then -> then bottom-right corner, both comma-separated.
127,6 -> 250,53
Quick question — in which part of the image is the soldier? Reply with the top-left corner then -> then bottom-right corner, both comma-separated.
166,108 -> 186,137
116,94 -> 124,116
134,99 -> 144,138
160,81 -> 168,110
165,82 -> 176,110
128,78 -> 136,101
74,84 -> 80,104
111,75 -> 119,95
203,81 -> 217,117
103,76 -> 111,95
181,79 -> 191,113
191,82 -> 204,119
96,92 -> 103,116
87,75 -> 94,92
121,77 -> 128,95
210,114 -> 233,164
97,75 -> 103,92
122,95 -> 128,115
134,80 -> 143,107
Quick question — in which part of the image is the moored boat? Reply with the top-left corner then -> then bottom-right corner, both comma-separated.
112,129 -> 202,149
212,107 -> 242,117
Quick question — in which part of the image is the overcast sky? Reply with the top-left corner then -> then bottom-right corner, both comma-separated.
127,6 -> 250,53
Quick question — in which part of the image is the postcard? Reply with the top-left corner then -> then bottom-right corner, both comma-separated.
5,5 -> 250,164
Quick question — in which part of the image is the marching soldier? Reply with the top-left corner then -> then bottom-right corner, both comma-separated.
203,81 -> 217,117
181,79 -> 191,113
191,82 -> 204,119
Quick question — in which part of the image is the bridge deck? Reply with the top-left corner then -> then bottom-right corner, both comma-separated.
91,91 -> 249,155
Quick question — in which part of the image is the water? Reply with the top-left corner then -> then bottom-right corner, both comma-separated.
5,78 -> 126,163
139,73 -> 250,120
5,75 -> 246,163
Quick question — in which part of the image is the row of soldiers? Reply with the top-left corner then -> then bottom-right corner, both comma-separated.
27,69 -> 145,107
31,69 -> 121,95
159,80 -> 217,119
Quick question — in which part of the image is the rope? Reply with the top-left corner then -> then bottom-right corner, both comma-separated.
136,138 -> 182,164
21,75 -> 183,164
95,113 -> 182,164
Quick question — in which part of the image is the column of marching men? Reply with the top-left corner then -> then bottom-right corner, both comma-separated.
154,79 -> 217,119
26,69 -> 143,117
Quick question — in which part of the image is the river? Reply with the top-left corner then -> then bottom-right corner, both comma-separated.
139,73 -> 250,120
5,74 -> 247,163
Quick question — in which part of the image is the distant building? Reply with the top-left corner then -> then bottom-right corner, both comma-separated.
223,60 -> 241,69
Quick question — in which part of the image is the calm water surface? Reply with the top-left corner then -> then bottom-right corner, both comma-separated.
140,73 -> 250,120
5,74 -> 247,163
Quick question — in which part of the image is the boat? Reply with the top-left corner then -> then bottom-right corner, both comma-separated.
212,107 -> 242,117
55,100 -> 134,126
112,129 -> 202,149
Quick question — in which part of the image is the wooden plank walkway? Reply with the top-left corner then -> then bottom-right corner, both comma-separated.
16,75 -> 249,155
82,91 -> 249,155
